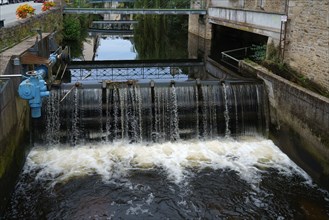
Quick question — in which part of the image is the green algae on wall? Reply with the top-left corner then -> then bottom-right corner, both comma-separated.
0,101 -> 30,213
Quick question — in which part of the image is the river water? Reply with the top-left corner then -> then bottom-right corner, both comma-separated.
3,15 -> 329,219
3,137 -> 329,219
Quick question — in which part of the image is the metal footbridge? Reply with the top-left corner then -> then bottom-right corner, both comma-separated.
64,0 -> 206,15
64,8 -> 206,15
64,59 -> 204,83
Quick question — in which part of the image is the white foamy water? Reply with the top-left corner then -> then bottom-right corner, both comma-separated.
24,136 -> 311,186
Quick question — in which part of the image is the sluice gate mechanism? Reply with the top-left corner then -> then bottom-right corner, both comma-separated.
17,47 -> 70,118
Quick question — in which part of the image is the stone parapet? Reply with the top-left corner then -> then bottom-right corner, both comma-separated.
0,8 -> 62,53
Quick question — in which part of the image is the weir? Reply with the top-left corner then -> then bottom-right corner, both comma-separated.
37,79 -> 268,145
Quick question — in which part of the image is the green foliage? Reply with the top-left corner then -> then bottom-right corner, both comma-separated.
133,0 -> 190,8
266,41 -> 280,62
133,14 -> 188,59
132,2 -> 189,59
63,15 -> 81,41
250,44 -> 266,62
62,14 -> 96,58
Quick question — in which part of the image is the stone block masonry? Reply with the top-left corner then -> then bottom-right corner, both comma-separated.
210,0 -> 286,13
0,8 -> 63,53
285,0 -> 329,91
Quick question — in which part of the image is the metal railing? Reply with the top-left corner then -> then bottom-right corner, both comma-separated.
64,0 -> 207,14
221,47 -> 250,70
66,59 -> 204,82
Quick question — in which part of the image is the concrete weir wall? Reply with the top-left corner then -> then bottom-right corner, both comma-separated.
240,61 -> 329,186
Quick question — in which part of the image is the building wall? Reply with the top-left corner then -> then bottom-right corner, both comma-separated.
245,0 -> 285,12
206,0 -> 329,92
285,0 -> 329,92
210,0 -> 285,13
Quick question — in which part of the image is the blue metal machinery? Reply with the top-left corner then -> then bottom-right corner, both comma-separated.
18,53 -> 57,118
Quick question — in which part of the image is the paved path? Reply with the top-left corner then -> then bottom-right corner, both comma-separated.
0,1 -> 43,27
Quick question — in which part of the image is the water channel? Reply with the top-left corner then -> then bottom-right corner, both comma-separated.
2,14 -> 329,219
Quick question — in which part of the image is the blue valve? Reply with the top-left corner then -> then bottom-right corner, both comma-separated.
18,65 -> 50,118
18,52 -> 61,118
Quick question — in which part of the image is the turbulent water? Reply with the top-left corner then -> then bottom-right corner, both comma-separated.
3,136 -> 329,219
4,82 -> 329,219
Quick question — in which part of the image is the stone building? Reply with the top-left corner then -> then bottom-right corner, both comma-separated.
189,0 -> 329,91
285,0 -> 329,91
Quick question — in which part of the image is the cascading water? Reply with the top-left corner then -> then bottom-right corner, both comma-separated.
3,81 -> 329,219
39,81 -> 268,144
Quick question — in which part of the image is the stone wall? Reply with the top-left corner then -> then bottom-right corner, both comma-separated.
0,9 -> 63,214
0,78 -> 30,213
189,0 -> 212,39
285,0 -> 329,92
244,0 -> 285,13
188,14 -> 212,40
0,8 -> 62,52
210,0 -> 285,13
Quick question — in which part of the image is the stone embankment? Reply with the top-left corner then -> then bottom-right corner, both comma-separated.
241,60 -> 329,187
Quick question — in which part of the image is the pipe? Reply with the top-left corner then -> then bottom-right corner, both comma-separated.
0,74 -> 22,78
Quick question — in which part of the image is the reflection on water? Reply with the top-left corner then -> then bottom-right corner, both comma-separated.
79,15 -> 189,61
134,15 -> 188,59
83,36 -> 137,61
3,137 -> 329,219
96,37 -> 137,60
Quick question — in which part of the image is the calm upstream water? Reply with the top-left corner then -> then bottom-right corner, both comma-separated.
3,15 -> 329,219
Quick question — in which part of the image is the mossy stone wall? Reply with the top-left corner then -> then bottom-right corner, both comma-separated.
0,8 -> 63,52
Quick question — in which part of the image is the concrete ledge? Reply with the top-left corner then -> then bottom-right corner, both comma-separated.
240,60 -> 329,186
208,7 -> 283,39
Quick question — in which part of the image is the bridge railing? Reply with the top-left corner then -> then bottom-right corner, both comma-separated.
66,59 -> 204,82
67,0 -> 206,9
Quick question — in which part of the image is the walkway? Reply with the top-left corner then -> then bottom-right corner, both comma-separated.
64,8 -> 206,15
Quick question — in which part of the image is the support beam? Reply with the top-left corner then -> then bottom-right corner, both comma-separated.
92,20 -> 138,24
64,8 -> 207,15
208,7 -> 284,40
68,59 -> 204,69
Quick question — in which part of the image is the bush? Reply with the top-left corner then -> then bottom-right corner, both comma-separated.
250,44 -> 266,62
63,15 -> 81,41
